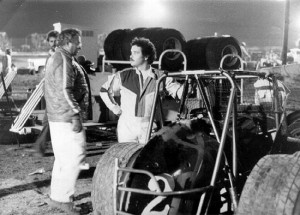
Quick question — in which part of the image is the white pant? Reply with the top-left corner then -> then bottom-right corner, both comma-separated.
49,121 -> 86,202
117,115 -> 150,144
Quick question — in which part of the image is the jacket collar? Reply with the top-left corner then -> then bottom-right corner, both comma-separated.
57,47 -> 73,60
134,66 -> 157,79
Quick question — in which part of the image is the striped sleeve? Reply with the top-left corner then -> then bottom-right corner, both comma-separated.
61,54 -> 80,116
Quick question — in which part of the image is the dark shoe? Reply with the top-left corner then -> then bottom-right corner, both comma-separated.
46,198 -> 80,215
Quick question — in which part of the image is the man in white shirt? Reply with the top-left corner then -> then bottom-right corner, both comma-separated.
100,37 -> 184,144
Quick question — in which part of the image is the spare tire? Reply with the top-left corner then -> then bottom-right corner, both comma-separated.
104,29 -> 130,71
104,29 -> 128,60
206,36 -> 241,70
114,27 -> 186,71
154,28 -> 186,71
185,37 -> 215,70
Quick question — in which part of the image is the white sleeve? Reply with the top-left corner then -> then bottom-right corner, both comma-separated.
99,73 -> 122,115
165,77 -> 184,99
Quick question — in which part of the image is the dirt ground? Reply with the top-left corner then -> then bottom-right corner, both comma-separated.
0,127 -> 117,215
0,72 -> 118,215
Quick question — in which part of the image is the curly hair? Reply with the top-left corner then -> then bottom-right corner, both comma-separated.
58,28 -> 81,46
131,37 -> 157,64
46,30 -> 59,42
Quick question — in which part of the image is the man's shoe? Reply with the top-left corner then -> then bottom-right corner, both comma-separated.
46,198 -> 80,215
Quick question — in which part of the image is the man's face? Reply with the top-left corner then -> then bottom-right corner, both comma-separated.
69,35 -> 82,56
48,36 -> 58,49
130,45 -> 147,67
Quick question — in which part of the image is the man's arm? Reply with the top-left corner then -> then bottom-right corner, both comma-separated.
165,77 -> 184,99
100,73 -> 122,116
61,56 -> 81,120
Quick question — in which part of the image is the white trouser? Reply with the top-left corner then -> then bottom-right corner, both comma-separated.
49,121 -> 86,202
117,115 -> 150,144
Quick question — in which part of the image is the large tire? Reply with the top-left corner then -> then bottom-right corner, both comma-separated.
185,37 -> 215,70
237,152 -> 300,215
104,29 -> 126,60
120,27 -> 186,71
91,142 -> 143,215
288,121 -> 300,139
151,28 -> 186,71
287,110 -> 300,126
282,121 -> 300,154
206,36 -> 241,70
104,29 -> 130,71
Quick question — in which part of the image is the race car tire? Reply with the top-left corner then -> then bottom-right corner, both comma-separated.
185,37 -> 214,70
287,110 -> 300,125
206,36 -> 241,70
91,142 -> 143,215
237,152 -> 300,215
120,27 -> 186,71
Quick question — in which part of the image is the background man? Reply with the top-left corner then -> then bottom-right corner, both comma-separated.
100,37 -> 184,144
44,28 -> 89,214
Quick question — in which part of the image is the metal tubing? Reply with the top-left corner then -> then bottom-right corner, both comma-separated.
117,166 -> 162,193
219,54 -> 244,71
232,96 -> 238,177
0,70 -> 17,98
196,71 -> 237,215
194,75 -> 212,113
272,76 -> 280,129
210,71 -> 236,186
118,185 -> 212,197
146,74 -> 167,141
10,79 -> 44,133
158,49 -> 187,71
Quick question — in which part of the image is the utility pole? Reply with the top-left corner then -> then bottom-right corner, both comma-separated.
281,0 -> 290,65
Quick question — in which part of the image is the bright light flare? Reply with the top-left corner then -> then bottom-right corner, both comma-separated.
140,0 -> 167,21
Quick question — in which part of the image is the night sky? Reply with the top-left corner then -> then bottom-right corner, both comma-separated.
0,0 -> 300,48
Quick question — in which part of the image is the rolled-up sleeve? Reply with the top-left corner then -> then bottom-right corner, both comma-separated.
165,77 -> 184,99
100,73 -> 122,115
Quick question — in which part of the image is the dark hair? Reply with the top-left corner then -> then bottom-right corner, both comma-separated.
47,30 -> 59,41
77,55 -> 86,65
58,28 -> 81,46
5,48 -> 11,55
131,37 -> 156,64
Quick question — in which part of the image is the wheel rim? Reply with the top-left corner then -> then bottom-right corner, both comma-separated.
221,44 -> 239,67
290,127 -> 300,138
163,37 -> 182,60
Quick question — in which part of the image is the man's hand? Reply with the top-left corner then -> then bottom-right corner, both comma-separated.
72,119 -> 82,133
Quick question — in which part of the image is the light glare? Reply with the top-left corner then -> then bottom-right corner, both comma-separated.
140,0 -> 166,21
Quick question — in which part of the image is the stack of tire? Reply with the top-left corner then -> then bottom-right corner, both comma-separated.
104,27 -> 186,71
185,36 -> 242,70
